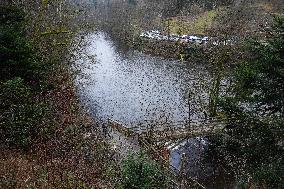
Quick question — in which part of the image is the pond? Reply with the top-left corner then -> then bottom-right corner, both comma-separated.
74,32 -> 212,125
73,32 -> 234,188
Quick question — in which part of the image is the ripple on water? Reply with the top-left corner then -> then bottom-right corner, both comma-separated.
75,32 -> 212,125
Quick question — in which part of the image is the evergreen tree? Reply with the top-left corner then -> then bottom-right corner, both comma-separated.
218,14 -> 284,188
233,15 -> 284,116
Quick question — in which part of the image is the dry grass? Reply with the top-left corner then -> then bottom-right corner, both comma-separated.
166,8 -> 223,35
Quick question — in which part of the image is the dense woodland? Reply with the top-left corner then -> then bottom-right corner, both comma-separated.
0,0 -> 283,188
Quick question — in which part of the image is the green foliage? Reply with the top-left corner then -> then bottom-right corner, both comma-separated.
233,159 -> 284,189
209,71 -> 221,117
0,18 -> 45,85
252,159 -> 284,189
0,6 -> 24,26
0,27 -> 32,80
233,15 -> 284,115
218,13 -> 284,188
0,6 -> 51,148
0,5 -> 50,92
0,78 -> 50,147
120,152 -> 169,189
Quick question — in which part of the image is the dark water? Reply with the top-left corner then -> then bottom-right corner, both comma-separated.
73,32 -> 234,188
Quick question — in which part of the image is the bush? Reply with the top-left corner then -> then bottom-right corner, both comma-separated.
252,160 -> 284,189
0,6 -> 52,148
120,152 -> 169,189
218,14 -> 284,188
0,78 -> 50,148
0,6 -> 47,87
0,6 -> 24,25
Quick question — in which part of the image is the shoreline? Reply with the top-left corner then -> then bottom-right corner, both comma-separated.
129,37 -> 208,63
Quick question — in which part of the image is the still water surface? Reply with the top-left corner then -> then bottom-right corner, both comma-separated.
75,32 -> 211,125
74,32 -> 233,188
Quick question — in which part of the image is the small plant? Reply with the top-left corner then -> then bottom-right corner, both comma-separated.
120,152 -> 169,189
0,78 -> 50,148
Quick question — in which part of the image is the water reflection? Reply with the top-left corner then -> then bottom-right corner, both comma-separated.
73,32 -> 234,188
75,32 -> 211,125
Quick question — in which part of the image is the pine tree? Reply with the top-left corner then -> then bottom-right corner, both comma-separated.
219,14 -> 284,188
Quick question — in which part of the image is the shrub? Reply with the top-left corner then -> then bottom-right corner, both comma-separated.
0,5 -> 24,25
0,6 -> 47,88
120,152 -> 169,189
0,78 -> 50,148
